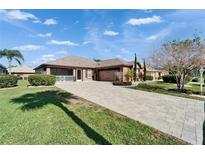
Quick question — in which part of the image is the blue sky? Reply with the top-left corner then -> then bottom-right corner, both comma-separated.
0,9 -> 205,68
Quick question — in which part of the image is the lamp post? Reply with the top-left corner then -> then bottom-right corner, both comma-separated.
200,68 -> 205,95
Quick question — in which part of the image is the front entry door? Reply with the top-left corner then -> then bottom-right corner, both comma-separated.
76,69 -> 82,81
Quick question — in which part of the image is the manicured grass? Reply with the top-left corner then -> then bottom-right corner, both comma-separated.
0,80 -> 186,145
134,81 -> 205,101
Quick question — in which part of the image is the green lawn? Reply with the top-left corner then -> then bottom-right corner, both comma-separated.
134,81 -> 205,101
0,80 -> 186,145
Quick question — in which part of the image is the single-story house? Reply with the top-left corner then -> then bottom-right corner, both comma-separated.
10,65 -> 35,79
34,56 -> 142,82
0,64 -> 7,74
146,65 -> 167,80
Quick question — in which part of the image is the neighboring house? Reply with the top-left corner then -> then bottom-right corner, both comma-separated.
10,65 -> 35,79
34,56 -> 142,82
146,65 -> 167,80
0,64 -> 7,74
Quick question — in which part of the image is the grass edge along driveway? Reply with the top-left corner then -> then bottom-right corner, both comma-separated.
0,80 -> 187,145
134,81 -> 205,101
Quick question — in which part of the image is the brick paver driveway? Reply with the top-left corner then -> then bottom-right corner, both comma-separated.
56,81 -> 204,144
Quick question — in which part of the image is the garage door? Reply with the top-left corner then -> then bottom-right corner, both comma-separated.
98,69 -> 119,81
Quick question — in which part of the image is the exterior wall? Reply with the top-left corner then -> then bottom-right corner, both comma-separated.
73,68 -> 76,81
46,67 -> 51,75
122,66 -> 130,82
82,68 -> 92,81
146,70 -> 167,80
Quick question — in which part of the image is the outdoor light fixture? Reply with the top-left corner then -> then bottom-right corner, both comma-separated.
199,68 -> 205,95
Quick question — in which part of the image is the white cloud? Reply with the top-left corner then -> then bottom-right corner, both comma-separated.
82,41 -> 91,45
146,29 -> 170,41
42,54 -> 55,58
127,16 -> 161,26
55,50 -> 67,55
102,48 -> 110,53
49,40 -> 78,46
0,10 -> 40,23
13,45 -> 43,51
116,54 -> 122,58
41,54 -> 56,62
103,30 -> 119,36
120,48 -> 130,54
37,33 -> 52,38
43,19 -> 57,25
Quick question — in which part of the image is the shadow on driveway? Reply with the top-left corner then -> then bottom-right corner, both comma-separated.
11,90 -> 111,145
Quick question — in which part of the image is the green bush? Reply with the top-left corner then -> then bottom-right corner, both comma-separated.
28,74 -> 56,86
146,75 -> 153,80
162,74 -> 191,84
191,77 -> 199,82
113,81 -> 132,86
162,75 -> 177,83
0,75 -> 18,88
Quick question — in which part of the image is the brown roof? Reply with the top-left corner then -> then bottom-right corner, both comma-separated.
96,58 -> 132,68
42,56 -> 97,68
35,56 -> 138,70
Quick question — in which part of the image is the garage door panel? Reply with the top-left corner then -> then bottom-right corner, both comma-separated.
99,70 -> 118,81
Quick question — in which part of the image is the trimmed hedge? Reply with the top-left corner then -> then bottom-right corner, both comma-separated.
162,74 -> 191,84
162,75 -> 176,83
28,74 -> 56,86
0,75 -> 18,88
191,77 -> 198,82
113,81 -> 132,86
146,75 -> 153,80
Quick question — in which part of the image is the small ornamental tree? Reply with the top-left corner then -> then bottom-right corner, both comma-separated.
133,53 -> 137,82
143,59 -> 146,81
149,35 -> 205,90
127,68 -> 133,81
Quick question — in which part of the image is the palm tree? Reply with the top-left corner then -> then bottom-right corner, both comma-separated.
0,49 -> 24,74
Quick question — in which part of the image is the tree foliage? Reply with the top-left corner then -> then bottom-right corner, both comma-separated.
149,36 -> 205,89
133,53 -> 137,81
0,49 -> 24,74
143,59 -> 146,81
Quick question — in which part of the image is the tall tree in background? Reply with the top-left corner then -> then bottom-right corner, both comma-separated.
133,53 -> 137,82
143,59 -> 146,81
0,49 -> 24,74
149,35 -> 205,90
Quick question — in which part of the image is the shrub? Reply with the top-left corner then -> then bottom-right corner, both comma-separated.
192,77 -> 199,82
146,75 -> 153,80
185,76 -> 191,84
113,81 -> 132,86
0,75 -> 18,88
162,75 -> 177,83
28,74 -> 56,86
162,74 -> 191,84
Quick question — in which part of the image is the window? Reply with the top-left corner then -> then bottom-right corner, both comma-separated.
87,69 -> 92,78
67,69 -> 73,76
